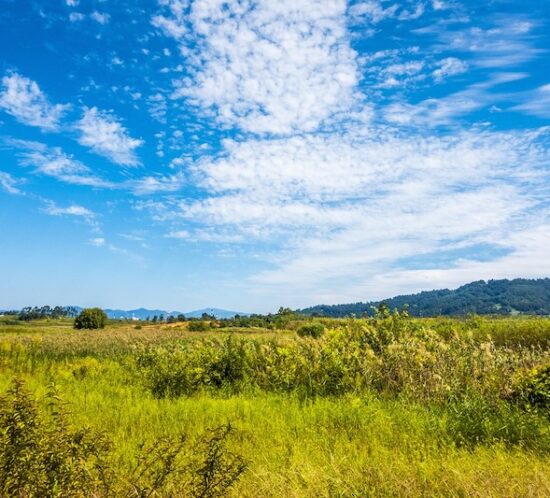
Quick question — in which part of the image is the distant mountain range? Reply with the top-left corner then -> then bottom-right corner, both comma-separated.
101,307 -> 246,320
3,279 -> 549,320
299,278 -> 550,317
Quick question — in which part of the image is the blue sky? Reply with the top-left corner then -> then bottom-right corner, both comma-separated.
0,0 -> 549,313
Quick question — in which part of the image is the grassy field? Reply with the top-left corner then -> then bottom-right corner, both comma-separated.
1,314 -> 549,497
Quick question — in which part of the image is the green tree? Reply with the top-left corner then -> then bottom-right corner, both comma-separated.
73,308 -> 108,330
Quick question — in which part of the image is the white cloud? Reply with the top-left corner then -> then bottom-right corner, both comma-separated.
0,171 -> 22,194
76,107 -> 143,166
431,0 -> 446,10
512,84 -> 550,119
9,139 -> 112,188
384,93 -> 479,126
184,127 -> 547,224
151,15 -> 186,39
349,1 -> 426,24
90,237 -> 106,247
374,60 -> 426,88
155,0 -> 359,135
161,124 -> 550,304
361,224 -> 550,303
420,17 -> 542,68
0,73 -> 68,131
66,0 -> 79,6
44,202 -> 94,218
69,12 -> 85,22
128,173 -> 185,195
348,1 -> 399,23
90,11 -> 110,25
383,73 -> 528,126
166,230 -> 190,239
398,2 -> 425,21
432,57 -> 468,82
151,0 -> 188,38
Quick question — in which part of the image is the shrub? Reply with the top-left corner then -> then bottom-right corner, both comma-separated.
188,424 -> 247,497
74,308 -> 108,330
510,364 -> 550,418
127,424 -> 245,497
0,380 -> 112,496
137,319 -> 548,406
296,323 -> 325,339
188,321 -> 211,332
0,380 -> 247,497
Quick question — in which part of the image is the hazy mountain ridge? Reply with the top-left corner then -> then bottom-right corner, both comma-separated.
299,278 -> 550,317
0,307 -> 248,320
102,307 -> 246,320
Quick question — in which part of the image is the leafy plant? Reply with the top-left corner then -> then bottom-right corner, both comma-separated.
188,321 -> 211,332
188,424 -> 247,498
74,307 -> 108,330
0,379 -> 112,497
296,323 -> 325,339
0,380 -> 247,497
510,364 -> 550,418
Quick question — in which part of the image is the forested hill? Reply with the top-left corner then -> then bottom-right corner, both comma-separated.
299,278 -> 550,317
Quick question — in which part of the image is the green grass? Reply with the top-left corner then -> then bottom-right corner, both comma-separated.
1,315 -> 550,496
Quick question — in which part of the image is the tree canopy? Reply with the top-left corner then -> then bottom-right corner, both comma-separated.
299,279 -> 550,318
74,308 -> 108,330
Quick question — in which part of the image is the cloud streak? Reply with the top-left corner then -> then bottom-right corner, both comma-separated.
0,171 -> 22,195
76,107 -> 143,166
8,139 -> 113,188
0,73 -> 68,131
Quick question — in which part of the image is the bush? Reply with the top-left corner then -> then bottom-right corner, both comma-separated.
0,380 -> 247,497
510,364 -> 550,418
188,321 -> 211,332
0,380 -> 112,496
297,323 -> 325,339
74,308 -> 108,330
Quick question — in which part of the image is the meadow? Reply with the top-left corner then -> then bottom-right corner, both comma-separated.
1,312 -> 550,497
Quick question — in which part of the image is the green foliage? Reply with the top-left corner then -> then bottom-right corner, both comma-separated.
510,364 -> 550,417
126,424 -> 245,498
188,424 -> 247,498
296,323 -> 325,339
137,335 -> 250,397
300,278 -> 550,317
0,380 -> 246,497
0,379 -> 112,497
217,307 -> 301,330
1,317 -> 550,496
136,315 -> 550,409
18,306 -> 74,321
127,434 -> 189,497
74,308 -> 108,330
188,321 -> 212,332
445,392 -> 550,450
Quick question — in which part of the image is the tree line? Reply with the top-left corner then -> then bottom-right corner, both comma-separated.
299,278 -> 550,318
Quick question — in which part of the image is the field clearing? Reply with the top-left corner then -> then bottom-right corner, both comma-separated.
1,315 -> 550,496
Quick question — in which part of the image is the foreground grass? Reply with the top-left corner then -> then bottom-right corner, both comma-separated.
1,315 -> 550,496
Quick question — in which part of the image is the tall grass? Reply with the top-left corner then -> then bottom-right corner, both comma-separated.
1,315 -> 550,496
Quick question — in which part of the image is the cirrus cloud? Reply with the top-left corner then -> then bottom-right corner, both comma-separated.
76,107 -> 143,166
0,73 -> 68,131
